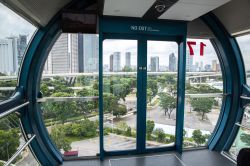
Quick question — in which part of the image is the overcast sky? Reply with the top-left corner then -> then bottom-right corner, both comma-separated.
0,3 -> 36,41
103,38 -> 220,67
0,2 -> 250,70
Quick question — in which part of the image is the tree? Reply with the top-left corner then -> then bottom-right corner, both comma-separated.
186,84 -> 222,94
147,89 -> 154,105
50,92 -> 77,124
50,126 -> 71,152
240,133 -> 250,146
125,127 -> 132,137
40,83 -> 51,97
112,84 -> 127,101
53,84 -> 73,94
0,72 -> 6,76
103,93 -> 118,113
76,76 -> 93,86
146,120 -> 155,140
190,98 -> 214,120
122,66 -> 133,72
0,129 -> 20,161
192,129 -> 206,146
76,88 -> 90,97
159,93 -> 176,119
147,78 -> 158,96
157,74 -> 176,89
153,128 -> 165,142
113,104 -> 127,118
0,80 -> 17,100
183,129 -> 187,138
68,119 -> 98,138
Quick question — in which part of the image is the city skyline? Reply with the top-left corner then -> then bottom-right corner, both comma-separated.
44,34 -> 99,74
0,35 -> 28,74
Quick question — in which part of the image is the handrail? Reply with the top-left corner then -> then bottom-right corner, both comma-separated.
37,96 -> 99,103
221,151 -> 237,164
0,102 -> 29,119
4,135 -> 36,166
240,95 -> 250,100
235,122 -> 250,131
185,93 -> 223,98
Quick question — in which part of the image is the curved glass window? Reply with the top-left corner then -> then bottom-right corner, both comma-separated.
0,3 -> 38,165
229,106 -> 250,159
236,34 -> 250,85
0,3 -> 36,102
40,33 -> 99,158
184,38 -> 223,148
228,34 -> 250,159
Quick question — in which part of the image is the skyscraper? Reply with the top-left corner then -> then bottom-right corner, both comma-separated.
78,34 -> 84,72
200,61 -> 203,71
82,34 -> 99,73
70,34 -> 79,73
150,56 -> 159,72
186,51 -> 193,72
48,34 -> 69,74
212,60 -> 217,71
17,35 -> 27,66
169,53 -> 177,72
0,37 -> 18,75
125,52 -> 131,68
43,34 -> 99,74
110,52 -> 121,72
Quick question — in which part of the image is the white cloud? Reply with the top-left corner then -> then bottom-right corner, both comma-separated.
0,3 -> 36,40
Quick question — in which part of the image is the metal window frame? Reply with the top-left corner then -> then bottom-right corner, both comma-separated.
98,16 -> 187,159
0,5 -> 245,166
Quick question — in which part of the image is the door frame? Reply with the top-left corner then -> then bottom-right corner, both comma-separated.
99,16 -> 187,159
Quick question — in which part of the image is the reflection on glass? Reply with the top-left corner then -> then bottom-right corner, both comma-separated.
146,41 -> 178,148
40,33 -> 99,157
184,39 -> 223,148
103,39 -> 137,151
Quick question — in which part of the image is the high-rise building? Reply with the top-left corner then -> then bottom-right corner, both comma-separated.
169,53 -> 177,72
0,37 -> 18,75
70,34 -> 79,73
125,52 -> 131,68
150,56 -> 159,72
43,34 -> 99,74
216,63 -> 221,72
110,52 -> 121,72
17,35 -> 27,65
200,61 -> 203,71
186,51 -> 193,72
212,60 -> 217,71
195,62 -> 199,71
78,34 -> 84,73
46,34 -> 69,74
82,34 -> 99,73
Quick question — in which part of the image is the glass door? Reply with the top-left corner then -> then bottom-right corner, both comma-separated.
146,40 -> 179,149
102,39 -> 138,151
100,37 -> 185,155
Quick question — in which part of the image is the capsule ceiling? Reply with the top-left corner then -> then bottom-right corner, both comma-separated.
1,0 -> 250,36
104,0 -> 230,21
